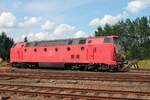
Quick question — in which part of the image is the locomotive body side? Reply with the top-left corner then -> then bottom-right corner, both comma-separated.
10,36 -> 125,71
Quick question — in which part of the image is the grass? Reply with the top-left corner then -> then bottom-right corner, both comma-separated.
0,61 -> 7,67
138,59 -> 150,69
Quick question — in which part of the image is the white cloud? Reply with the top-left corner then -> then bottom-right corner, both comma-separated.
0,12 -> 16,28
41,20 -> 56,31
126,0 -> 150,13
0,12 -> 88,41
0,12 -> 41,29
74,30 -> 88,38
22,32 -> 49,41
89,12 -> 127,28
19,16 -> 41,28
53,24 -> 75,36
23,30 -> 89,41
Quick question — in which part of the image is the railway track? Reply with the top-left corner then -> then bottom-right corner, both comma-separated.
10,68 -> 150,75
0,69 -> 150,82
0,83 -> 149,100
129,69 -> 150,74
1,73 -> 150,83
0,68 -> 150,99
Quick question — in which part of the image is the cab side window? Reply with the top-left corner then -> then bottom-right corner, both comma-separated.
104,38 -> 113,43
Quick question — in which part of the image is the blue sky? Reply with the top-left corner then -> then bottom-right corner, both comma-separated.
0,0 -> 150,42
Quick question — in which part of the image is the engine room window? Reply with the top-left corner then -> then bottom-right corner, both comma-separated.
72,39 -> 80,45
79,39 -> 86,44
68,40 -> 73,45
104,38 -> 113,43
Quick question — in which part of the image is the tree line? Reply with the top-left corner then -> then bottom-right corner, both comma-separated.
0,16 -> 149,61
0,32 -> 14,61
95,16 -> 150,60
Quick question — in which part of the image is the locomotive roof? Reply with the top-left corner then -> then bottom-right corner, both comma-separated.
15,35 -> 118,47
26,35 -> 118,43
26,37 -> 87,47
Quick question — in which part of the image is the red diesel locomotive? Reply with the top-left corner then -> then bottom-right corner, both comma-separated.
10,36 -> 126,71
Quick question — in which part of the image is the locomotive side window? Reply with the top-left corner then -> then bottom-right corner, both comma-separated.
79,39 -> 86,44
72,39 -> 79,45
68,40 -> 73,45
104,38 -> 113,43
27,42 -> 37,47
26,38 -> 87,47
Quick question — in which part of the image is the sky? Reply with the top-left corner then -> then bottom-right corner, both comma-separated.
0,0 -> 150,42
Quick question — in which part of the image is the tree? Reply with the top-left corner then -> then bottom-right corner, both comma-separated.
24,36 -> 28,42
0,32 -> 14,61
94,16 -> 150,60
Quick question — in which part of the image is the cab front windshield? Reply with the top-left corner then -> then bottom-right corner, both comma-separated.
114,38 -> 122,54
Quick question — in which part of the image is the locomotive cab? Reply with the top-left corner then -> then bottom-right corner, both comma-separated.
113,37 -> 127,65
103,36 -> 125,64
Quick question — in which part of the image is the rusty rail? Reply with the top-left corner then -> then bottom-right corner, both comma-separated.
0,70 -> 150,82
0,83 -> 149,100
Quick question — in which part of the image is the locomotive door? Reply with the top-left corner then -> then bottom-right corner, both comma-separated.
17,49 -> 23,60
88,46 -> 96,62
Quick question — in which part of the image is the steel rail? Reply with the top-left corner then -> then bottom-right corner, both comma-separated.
0,72 -> 150,82
11,68 -> 150,75
0,83 -> 149,100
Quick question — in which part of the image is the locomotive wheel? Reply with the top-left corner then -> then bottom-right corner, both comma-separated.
22,63 -> 28,68
71,65 -> 80,70
12,63 -> 17,67
94,66 -> 98,72
83,64 -> 94,71
64,66 -> 71,70
83,66 -> 88,71
64,64 -> 72,70
100,64 -> 107,71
